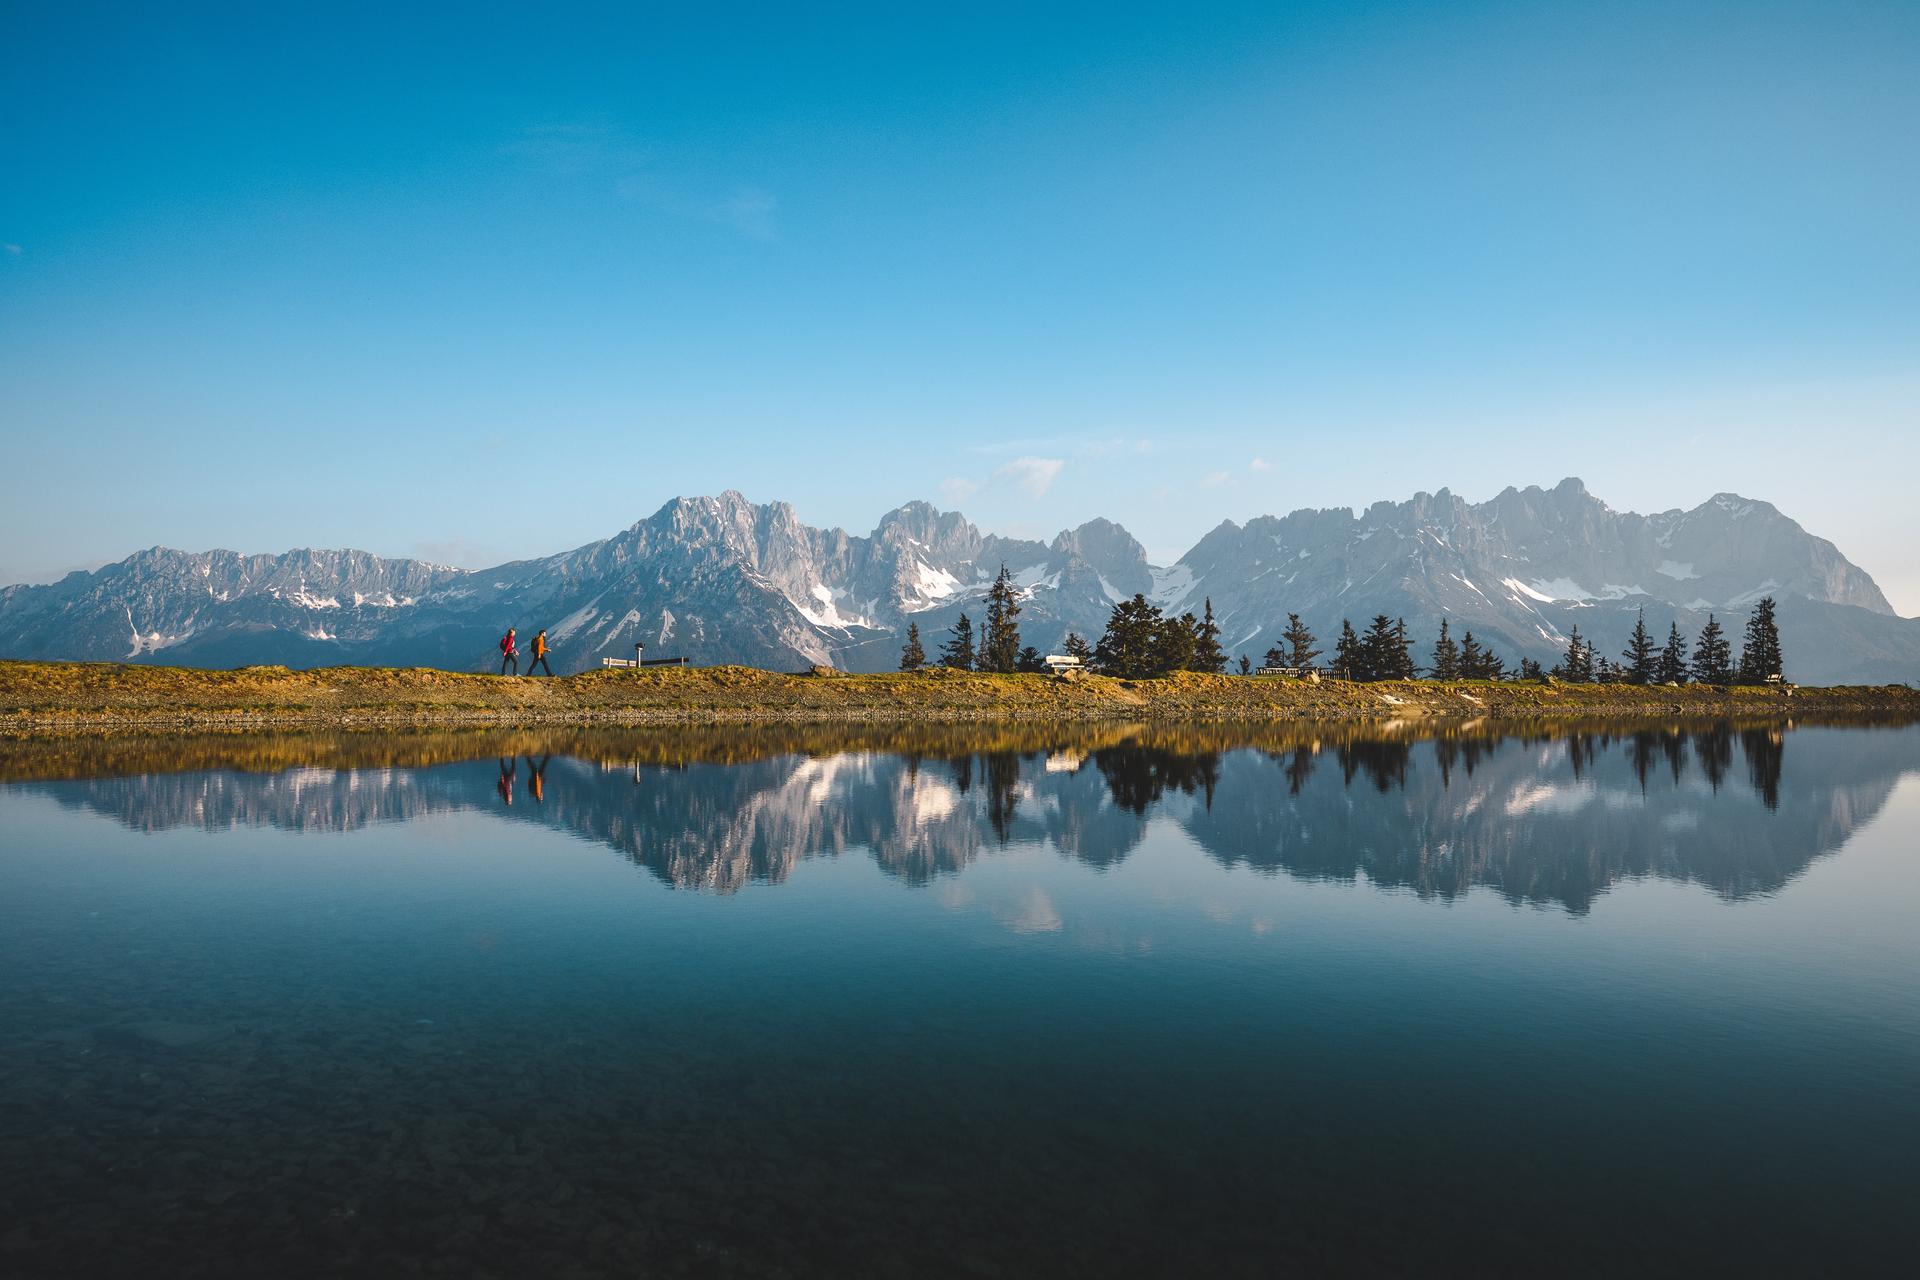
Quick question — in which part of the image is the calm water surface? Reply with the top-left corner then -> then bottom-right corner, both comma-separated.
2,720 -> 1917,1277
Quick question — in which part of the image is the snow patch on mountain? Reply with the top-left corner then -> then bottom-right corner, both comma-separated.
1150,564 -> 1196,609
796,584 -> 874,631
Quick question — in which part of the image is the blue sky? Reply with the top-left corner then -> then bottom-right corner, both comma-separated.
3,1 -> 1917,609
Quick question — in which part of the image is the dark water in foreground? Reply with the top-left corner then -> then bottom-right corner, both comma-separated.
2,720 -> 1917,1277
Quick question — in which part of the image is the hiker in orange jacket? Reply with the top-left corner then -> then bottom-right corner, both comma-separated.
528,629 -> 554,676
499,627 -> 518,675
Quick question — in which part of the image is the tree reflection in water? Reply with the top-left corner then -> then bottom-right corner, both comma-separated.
4,715 -> 1904,911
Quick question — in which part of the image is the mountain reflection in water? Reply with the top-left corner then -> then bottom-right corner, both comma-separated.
8,718 -> 1910,913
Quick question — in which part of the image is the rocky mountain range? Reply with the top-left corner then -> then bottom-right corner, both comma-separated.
2,479 -> 1915,684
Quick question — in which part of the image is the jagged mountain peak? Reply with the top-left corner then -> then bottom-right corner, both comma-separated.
0,482 -> 1911,682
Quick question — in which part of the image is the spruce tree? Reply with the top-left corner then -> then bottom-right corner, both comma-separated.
899,622 -> 926,671
1554,627 -> 1593,683
1456,629 -> 1484,679
1519,656 -> 1545,680
980,564 -> 1023,674
1190,598 -> 1226,672
938,614 -> 976,671
1281,613 -> 1321,669
1016,645 -> 1045,673
1691,614 -> 1732,685
1154,611 -> 1199,675
1479,649 -> 1507,681
1237,654 -> 1252,676
1262,643 -> 1286,668
1393,619 -> 1417,679
1657,622 -> 1688,685
1063,631 -> 1093,662
1334,619 -> 1365,681
1737,596 -> 1783,684
1360,615 -> 1402,681
1623,608 -> 1657,684
1430,618 -> 1459,681
1093,595 -> 1164,679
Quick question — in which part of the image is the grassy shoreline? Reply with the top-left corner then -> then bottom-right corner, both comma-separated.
2,659 -> 1914,734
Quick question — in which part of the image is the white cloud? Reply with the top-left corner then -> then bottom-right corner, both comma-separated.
938,476 -> 980,506
993,456 -> 1064,499
1202,469 -> 1231,487
1250,457 -> 1271,471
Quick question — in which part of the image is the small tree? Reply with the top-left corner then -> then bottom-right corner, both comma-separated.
1281,613 -> 1321,669
1393,618 -> 1416,678
1457,629 -> 1484,678
1519,656 -> 1545,680
1237,654 -> 1252,676
1622,608 -> 1657,685
1189,598 -> 1226,673
1063,631 -> 1093,662
1737,596 -> 1783,684
1691,614 -> 1732,686
1657,622 -> 1688,685
939,614 -> 976,671
1359,616 -> 1397,681
1554,626 -> 1594,683
1430,618 -> 1459,681
1359,615 -> 1412,680
899,622 -> 926,672
1333,619 -> 1365,681
1154,612 -> 1199,675
1016,645 -> 1046,673
980,564 -> 1023,674
1093,595 -> 1164,679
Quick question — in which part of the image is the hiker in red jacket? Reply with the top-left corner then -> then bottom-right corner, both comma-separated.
499,627 -> 518,675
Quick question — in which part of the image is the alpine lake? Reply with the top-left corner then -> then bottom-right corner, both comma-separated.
2,716 -> 1917,1277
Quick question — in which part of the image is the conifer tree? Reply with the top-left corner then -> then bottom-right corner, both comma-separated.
1155,611 -> 1199,675
1479,649 -> 1507,681
1430,618 -> 1459,681
1093,595 -> 1164,679
1657,622 -> 1688,685
1456,629 -> 1484,679
1238,654 -> 1252,676
980,564 -> 1023,674
1737,596 -> 1783,684
1554,626 -> 1594,682
1392,618 -> 1416,679
1623,608 -> 1657,685
938,614 -> 976,671
1360,615 -> 1402,681
1016,645 -> 1045,673
1333,619 -> 1364,681
1518,656 -> 1545,680
1281,613 -> 1321,669
899,622 -> 926,671
1190,598 -> 1227,672
1063,631 -> 1093,662
1691,614 -> 1732,685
